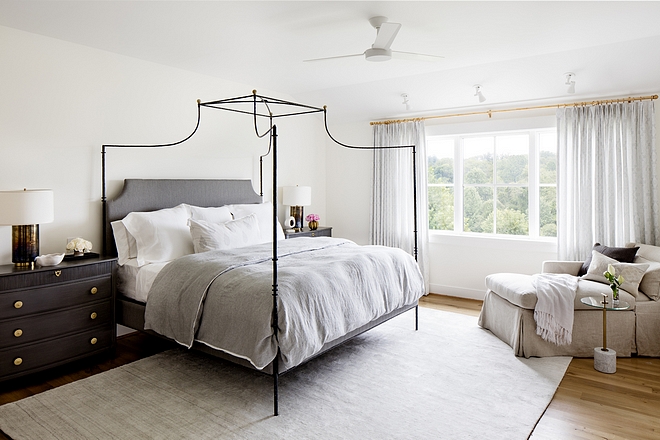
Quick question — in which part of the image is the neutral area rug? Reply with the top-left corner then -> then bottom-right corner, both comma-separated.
0,308 -> 571,439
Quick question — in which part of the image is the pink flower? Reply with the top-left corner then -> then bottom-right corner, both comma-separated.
305,213 -> 320,222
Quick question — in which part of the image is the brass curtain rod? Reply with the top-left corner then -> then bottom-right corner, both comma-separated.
370,94 -> 658,126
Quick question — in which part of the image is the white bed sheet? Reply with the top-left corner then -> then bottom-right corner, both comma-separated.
117,259 -> 168,303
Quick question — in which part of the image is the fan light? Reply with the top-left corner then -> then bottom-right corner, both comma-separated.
365,48 -> 392,62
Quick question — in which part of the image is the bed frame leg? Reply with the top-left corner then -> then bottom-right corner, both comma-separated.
415,305 -> 419,331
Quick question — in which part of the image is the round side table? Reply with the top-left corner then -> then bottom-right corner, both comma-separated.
580,294 -> 630,373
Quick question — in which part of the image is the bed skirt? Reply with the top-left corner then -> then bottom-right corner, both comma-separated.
117,296 -> 418,374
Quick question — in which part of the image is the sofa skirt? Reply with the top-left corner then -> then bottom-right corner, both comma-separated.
478,290 -> 636,358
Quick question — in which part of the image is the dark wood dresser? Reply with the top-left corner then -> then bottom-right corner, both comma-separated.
0,257 -> 116,382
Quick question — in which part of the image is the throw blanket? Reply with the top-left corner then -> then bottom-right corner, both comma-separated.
531,273 -> 578,346
145,237 -> 424,371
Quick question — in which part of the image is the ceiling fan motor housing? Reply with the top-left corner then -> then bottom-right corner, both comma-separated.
365,48 -> 392,61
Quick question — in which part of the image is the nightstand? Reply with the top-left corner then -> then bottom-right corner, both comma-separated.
0,257 -> 116,382
284,226 -> 332,239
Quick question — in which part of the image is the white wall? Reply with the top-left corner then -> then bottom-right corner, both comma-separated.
0,25 -> 327,264
326,107 -> 660,300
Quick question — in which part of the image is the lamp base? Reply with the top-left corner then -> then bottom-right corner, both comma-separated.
290,206 -> 304,232
12,224 -> 39,267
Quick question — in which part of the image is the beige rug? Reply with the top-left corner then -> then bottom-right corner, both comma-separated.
0,308 -> 571,439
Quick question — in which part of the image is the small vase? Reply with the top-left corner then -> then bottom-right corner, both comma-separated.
612,288 -> 620,307
308,220 -> 318,230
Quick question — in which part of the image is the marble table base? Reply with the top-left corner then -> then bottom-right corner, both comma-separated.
594,347 -> 616,373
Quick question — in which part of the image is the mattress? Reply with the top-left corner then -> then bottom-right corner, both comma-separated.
116,260 -> 168,303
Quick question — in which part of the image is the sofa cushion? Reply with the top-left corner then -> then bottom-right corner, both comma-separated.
486,273 -> 538,309
582,250 -> 648,298
578,243 -> 639,276
486,273 -> 636,311
635,256 -> 660,301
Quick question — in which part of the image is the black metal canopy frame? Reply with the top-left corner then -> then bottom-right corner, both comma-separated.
101,90 -> 419,416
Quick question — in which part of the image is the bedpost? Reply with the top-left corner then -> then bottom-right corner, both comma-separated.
412,145 -> 419,331
271,123 -> 280,416
101,145 -> 108,256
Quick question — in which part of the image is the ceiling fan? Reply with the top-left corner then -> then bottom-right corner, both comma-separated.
304,16 -> 444,63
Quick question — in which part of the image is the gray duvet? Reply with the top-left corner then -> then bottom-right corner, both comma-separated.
144,237 -> 424,370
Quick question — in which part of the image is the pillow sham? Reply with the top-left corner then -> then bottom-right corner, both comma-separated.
634,256 -> 660,301
225,202 -> 285,243
582,250 -> 649,298
122,203 -> 193,266
188,204 -> 233,224
578,243 -> 639,276
188,214 -> 262,253
110,220 -> 138,266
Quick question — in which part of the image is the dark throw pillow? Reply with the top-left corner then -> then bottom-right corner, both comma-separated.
578,243 -> 640,276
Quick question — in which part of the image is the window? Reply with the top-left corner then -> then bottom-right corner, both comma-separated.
428,129 -> 557,238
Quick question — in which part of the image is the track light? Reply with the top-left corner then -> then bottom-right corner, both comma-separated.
473,85 -> 486,103
565,72 -> 576,94
401,93 -> 411,111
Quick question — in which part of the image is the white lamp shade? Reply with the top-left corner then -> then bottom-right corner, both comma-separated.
283,186 -> 311,206
0,189 -> 54,225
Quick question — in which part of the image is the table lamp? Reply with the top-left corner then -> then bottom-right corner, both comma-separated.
283,186 -> 311,232
0,189 -> 54,267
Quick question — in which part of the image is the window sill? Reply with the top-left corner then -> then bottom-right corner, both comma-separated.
428,230 -> 557,253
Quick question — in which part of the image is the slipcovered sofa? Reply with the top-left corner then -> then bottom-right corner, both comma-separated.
478,243 -> 660,357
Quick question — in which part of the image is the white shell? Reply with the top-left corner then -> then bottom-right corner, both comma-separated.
35,253 -> 65,266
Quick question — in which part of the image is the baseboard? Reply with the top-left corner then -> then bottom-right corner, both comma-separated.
429,283 -> 485,301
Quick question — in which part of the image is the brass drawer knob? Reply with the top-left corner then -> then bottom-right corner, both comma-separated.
54,270 -> 62,277
90,337 -> 98,345
90,312 -> 98,320
14,357 -> 23,366
13,300 -> 23,309
90,287 -> 98,294
14,329 -> 23,338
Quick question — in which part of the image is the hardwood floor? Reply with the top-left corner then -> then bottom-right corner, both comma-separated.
1,294 -> 658,440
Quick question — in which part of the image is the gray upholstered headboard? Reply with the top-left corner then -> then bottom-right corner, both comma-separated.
104,179 -> 262,257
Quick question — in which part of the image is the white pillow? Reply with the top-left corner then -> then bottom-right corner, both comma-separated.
110,220 -> 138,266
122,204 -> 193,266
188,204 -> 233,223
226,202 -> 285,243
583,250 -> 649,298
188,214 -> 262,253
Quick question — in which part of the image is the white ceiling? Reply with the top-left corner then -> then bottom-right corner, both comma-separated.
2,1 -> 660,122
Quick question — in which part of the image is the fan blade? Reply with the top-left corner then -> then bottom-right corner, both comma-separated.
391,50 -> 444,62
303,53 -> 364,62
373,22 -> 401,50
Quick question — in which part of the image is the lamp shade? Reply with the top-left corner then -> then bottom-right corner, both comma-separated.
283,186 -> 311,206
0,189 -> 54,225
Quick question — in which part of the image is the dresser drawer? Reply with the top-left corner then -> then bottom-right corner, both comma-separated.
0,275 -> 111,319
0,327 -> 113,379
0,300 -> 112,348
0,260 -> 115,291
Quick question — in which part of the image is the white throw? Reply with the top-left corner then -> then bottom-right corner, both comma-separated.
531,273 -> 578,346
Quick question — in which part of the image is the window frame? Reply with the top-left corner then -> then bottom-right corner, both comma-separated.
427,127 -> 556,240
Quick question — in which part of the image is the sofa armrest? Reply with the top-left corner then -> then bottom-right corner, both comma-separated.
542,260 -> 583,276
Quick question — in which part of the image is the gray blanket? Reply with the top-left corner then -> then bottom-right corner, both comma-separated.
144,237 -> 424,370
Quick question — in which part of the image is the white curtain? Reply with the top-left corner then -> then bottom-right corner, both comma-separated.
557,101 -> 658,260
371,121 -> 429,293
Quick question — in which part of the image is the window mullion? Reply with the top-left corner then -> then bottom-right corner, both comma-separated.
455,136 -> 463,232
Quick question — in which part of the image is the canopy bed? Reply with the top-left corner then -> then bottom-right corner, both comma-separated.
101,91 -> 424,416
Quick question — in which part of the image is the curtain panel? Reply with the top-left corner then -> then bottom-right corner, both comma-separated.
371,121 -> 429,293
557,101 -> 658,260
